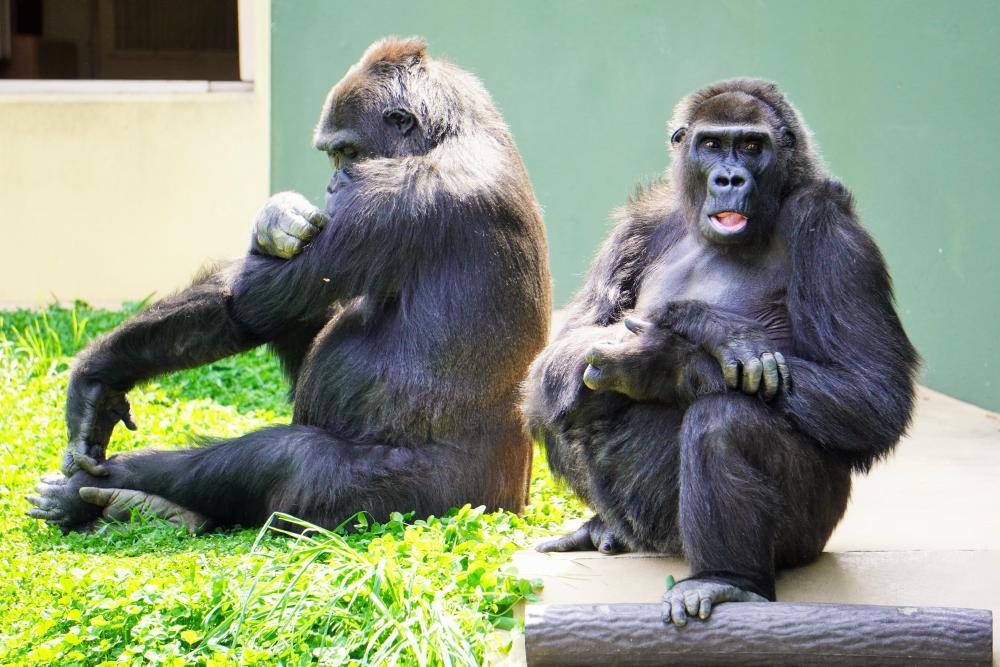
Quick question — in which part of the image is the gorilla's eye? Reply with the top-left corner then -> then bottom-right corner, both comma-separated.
342,146 -> 359,160
742,141 -> 761,154
700,138 -> 721,150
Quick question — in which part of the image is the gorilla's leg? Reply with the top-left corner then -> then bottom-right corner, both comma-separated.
666,393 -> 851,625
30,425 -> 482,533
536,400 -> 686,555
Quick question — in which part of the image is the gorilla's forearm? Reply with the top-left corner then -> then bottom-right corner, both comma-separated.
653,300 -> 771,349
73,269 -> 263,391
776,357 -> 915,465
659,299 -> 914,458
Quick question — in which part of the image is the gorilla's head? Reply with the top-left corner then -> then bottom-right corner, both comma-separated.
668,79 -> 820,247
310,37 -> 506,213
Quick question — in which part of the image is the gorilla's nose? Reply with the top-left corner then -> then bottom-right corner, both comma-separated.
709,166 -> 752,196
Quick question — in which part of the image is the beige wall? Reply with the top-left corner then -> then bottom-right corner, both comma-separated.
0,0 -> 270,307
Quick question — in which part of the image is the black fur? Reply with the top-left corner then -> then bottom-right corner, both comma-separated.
525,79 -> 918,601
52,37 -> 551,532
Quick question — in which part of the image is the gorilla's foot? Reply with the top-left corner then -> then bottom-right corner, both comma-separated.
536,515 -> 629,555
78,487 -> 213,534
26,472 -> 211,534
661,577 -> 768,626
25,472 -> 100,533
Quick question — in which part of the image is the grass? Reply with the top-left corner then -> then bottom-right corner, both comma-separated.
0,303 -> 584,666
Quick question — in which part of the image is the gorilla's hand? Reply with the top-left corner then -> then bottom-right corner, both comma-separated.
582,337 -> 646,399
251,191 -> 330,259
63,375 -> 136,477
710,330 -> 790,399
658,300 -> 791,400
582,318 -> 720,403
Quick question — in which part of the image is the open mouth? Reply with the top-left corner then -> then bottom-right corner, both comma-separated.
709,211 -> 748,234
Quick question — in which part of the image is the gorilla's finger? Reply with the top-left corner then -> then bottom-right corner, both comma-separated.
699,597 -> 712,620
25,507 -> 65,521
623,317 -> 650,335
723,360 -> 740,389
35,481 -> 65,496
683,591 -> 701,618
273,230 -> 305,259
760,352 -> 779,400
26,494 -> 58,510
535,524 -> 594,553
774,352 -> 791,390
582,364 -> 608,392
255,226 -> 271,250
72,451 -> 109,477
40,472 -> 67,484
670,595 -> 688,626
742,357 -> 763,394
583,345 -> 608,368
307,208 -> 330,229
61,455 -> 79,478
279,213 -> 321,241
598,530 -> 621,554
74,385 -> 102,436
118,402 -> 138,431
63,430 -> 95,476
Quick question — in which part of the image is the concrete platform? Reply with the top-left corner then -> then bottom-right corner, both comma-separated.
507,387 -> 1000,664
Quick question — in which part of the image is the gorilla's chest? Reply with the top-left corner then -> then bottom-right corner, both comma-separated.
635,233 -> 791,341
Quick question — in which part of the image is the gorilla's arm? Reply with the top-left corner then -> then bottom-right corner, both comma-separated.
64,270 -> 267,474
776,181 -> 918,468
524,206 -> 665,427
63,146 -> 498,475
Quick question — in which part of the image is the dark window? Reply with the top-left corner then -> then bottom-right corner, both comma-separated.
0,0 -> 240,80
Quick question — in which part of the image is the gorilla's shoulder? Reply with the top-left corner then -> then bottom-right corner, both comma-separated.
789,178 -> 856,217
784,178 -> 889,275
614,179 -> 679,231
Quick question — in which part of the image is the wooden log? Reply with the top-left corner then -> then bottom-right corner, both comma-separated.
524,602 -> 993,666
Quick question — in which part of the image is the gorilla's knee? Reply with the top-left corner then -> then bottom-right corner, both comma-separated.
680,394 -> 761,454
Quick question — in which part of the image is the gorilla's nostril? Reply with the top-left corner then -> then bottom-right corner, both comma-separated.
731,175 -> 745,187
714,175 -> 730,187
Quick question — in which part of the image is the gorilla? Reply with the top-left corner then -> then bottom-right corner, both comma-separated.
27,37 -> 551,533
525,79 -> 918,625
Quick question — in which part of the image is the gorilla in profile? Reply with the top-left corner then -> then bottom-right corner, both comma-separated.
525,79 -> 918,625
27,38 -> 551,533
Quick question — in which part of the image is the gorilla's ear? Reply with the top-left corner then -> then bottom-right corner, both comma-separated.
670,126 -> 687,146
779,126 -> 797,148
383,107 -> 417,136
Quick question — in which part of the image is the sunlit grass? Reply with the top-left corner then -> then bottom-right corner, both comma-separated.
0,303 -> 582,666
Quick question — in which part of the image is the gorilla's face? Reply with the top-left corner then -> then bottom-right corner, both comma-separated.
313,66 -> 425,214
681,123 -> 780,246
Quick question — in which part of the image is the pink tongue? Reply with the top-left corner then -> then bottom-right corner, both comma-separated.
715,212 -> 748,229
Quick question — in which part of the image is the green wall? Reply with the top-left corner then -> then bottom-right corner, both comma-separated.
270,0 -> 1000,411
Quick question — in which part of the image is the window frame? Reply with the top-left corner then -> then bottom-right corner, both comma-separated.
0,0 -> 254,96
